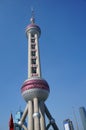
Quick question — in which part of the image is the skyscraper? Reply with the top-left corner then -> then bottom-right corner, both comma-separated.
79,107 -> 86,130
17,11 -> 59,130
63,119 -> 74,130
9,110 -> 27,130
14,109 -> 27,130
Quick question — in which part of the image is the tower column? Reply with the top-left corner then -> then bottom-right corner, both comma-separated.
28,33 -> 31,78
33,98 -> 40,130
35,34 -> 41,77
39,101 -> 46,130
28,100 -> 33,130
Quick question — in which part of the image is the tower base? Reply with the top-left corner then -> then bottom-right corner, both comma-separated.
18,98 -> 59,130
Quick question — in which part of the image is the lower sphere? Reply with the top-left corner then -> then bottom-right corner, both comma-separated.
21,78 -> 50,102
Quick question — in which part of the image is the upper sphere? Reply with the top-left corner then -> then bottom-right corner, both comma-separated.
26,23 -> 41,37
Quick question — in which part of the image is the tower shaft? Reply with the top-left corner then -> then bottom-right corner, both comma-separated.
28,32 -> 41,78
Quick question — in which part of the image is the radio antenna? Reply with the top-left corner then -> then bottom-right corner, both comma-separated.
30,7 -> 35,24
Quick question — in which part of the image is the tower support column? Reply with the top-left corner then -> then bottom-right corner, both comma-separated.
39,101 -> 46,130
33,98 -> 40,130
35,33 -> 41,77
28,100 -> 33,130
28,33 -> 31,78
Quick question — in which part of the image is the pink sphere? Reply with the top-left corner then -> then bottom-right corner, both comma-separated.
21,78 -> 50,102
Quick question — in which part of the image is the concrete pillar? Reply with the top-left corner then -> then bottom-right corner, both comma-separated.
22,124 -> 28,130
28,33 -> 31,78
33,98 -> 40,130
35,34 -> 41,77
28,100 -> 33,130
39,101 -> 46,130
20,104 -> 28,124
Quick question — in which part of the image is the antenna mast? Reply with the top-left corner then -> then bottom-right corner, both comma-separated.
30,7 -> 35,24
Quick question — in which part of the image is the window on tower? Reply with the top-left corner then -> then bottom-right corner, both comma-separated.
31,44 -> 35,49
31,39 -> 35,43
31,34 -> 34,38
31,67 -> 36,73
31,51 -> 36,56
31,59 -> 36,64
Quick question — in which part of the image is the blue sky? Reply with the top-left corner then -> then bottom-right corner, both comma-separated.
0,0 -> 86,130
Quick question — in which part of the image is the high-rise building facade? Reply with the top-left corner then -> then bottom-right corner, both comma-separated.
9,110 -> 27,130
14,109 -> 27,130
79,107 -> 86,130
63,119 -> 74,130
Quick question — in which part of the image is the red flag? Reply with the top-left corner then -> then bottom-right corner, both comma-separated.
9,113 -> 14,130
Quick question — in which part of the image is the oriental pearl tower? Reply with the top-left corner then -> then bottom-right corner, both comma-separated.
18,11 -> 59,130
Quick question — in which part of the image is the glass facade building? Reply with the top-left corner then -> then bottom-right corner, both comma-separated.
14,109 -> 27,130
79,107 -> 86,130
63,119 -> 74,130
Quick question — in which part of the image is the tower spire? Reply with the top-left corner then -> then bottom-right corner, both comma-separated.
30,8 -> 35,24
